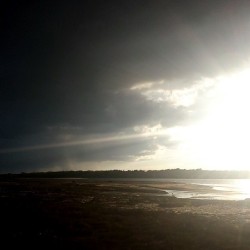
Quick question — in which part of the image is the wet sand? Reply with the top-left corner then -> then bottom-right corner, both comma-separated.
1,178 -> 250,249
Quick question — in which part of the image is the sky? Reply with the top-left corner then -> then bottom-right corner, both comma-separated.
1,0 -> 250,173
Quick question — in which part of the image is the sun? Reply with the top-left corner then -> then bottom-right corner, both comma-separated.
174,68 -> 250,170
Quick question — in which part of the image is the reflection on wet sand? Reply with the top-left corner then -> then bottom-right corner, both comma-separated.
1,179 -> 250,249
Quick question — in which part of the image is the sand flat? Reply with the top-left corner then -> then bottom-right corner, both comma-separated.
1,178 -> 250,249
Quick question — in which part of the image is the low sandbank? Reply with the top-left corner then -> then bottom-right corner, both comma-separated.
1,178 -> 250,249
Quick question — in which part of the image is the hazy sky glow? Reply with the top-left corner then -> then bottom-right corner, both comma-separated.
1,1 -> 250,173
164,67 -> 250,170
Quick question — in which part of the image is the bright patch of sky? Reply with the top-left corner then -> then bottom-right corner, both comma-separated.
147,67 -> 250,170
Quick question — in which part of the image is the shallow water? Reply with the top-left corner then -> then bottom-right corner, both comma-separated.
87,177 -> 250,200
165,179 -> 250,200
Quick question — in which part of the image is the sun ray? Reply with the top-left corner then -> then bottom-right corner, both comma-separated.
168,67 -> 250,170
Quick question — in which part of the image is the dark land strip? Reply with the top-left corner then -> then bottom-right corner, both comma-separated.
1,179 -> 250,249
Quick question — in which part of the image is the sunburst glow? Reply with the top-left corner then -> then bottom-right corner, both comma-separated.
170,68 -> 250,170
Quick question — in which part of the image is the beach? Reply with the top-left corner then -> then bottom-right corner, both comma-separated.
1,178 -> 250,249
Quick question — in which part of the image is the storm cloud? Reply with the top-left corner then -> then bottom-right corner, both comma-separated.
1,0 -> 250,172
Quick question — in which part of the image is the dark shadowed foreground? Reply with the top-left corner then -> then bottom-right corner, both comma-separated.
1,179 -> 250,249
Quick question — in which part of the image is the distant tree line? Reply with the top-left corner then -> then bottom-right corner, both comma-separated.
1,169 -> 250,179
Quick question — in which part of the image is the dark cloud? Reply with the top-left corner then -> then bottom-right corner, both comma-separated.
0,134 -> 168,173
1,0 -> 250,172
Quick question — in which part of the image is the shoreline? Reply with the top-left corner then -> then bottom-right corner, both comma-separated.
1,178 -> 250,249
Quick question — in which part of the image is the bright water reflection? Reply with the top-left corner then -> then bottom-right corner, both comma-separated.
165,179 -> 250,200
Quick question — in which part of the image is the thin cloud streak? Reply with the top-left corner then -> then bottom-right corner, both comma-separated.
0,131 -> 167,154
